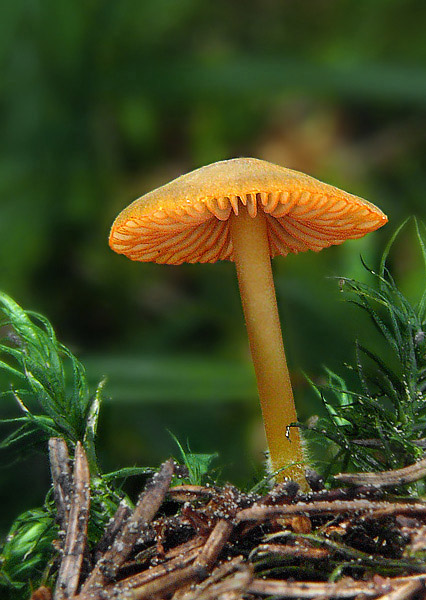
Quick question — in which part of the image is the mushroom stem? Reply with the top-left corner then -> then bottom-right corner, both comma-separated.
229,204 -> 307,489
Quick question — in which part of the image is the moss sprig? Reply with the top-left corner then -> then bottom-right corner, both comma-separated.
305,220 -> 426,483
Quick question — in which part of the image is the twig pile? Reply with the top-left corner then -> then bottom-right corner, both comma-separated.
34,439 -> 426,600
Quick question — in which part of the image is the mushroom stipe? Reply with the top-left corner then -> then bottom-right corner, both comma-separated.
109,157 -> 388,490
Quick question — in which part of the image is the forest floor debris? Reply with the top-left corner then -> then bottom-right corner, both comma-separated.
32,439 -> 426,600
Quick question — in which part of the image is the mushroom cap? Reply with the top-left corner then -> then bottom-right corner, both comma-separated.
109,158 -> 387,264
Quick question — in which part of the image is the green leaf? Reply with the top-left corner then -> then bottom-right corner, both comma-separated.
103,466 -> 155,482
0,291 -> 104,460
169,431 -> 218,485
379,218 -> 410,281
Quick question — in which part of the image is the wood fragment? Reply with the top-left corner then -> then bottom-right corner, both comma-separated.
106,547 -> 201,598
249,576 -> 426,599
127,564 -> 205,600
122,534 -> 205,573
170,520 -> 235,600
169,485 -> 215,502
194,519 -> 234,570
377,579 -> 424,600
78,458 -> 175,597
255,543 -> 330,560
334,456 -> 426,488
54,442 -> 90,600
162,535 -> 206,560
236,499 -> 426,523
177,556 -> 246,597
49,437 -> 73,534
196,565 -> 251,600
93,499 -> 132,563
248,577 -> 386,598
174,558 -> 253,600
190,572 -> 250,600
387,575 -> 426,584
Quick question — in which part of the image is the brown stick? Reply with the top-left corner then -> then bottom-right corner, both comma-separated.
49,437 -> 73,535
93,499 -> 132,563
194,519 -> 234,571
106,547 -> 201,598
122,534 -> 206,573
248,578 -> 385,598
255,543 -> 330,560
168,485 -> 215,502
54,442 -> 90,600
172,556 -> 253,600
169,520 -> 235,600
162,535 -> 206,561
174,557 -> 252,600
249,576 -> 426,599
78,458 -> 175,597
236,499 -> 426,523
128,564 -> 205,600
377,579 -> 424,600
334,456 -> 426,488
100,537 -> 207,599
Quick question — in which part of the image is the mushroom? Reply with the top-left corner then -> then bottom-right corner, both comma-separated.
109,158 -> 387,488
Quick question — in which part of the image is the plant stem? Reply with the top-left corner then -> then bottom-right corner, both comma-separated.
229,205 -> 307,489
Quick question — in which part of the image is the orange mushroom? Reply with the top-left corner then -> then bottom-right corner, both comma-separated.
109,158 -> 387,488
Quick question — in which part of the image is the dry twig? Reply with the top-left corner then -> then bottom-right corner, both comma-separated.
174,557 -> 253,600
105,545 -> 201,598
49,437 -> 73,536
236,498 -> 426,523
378,579 -> 425,600
54,442 -> 90,600
334,456 -> 426,488
194,520 -> 234,571
249,576 -> 426,599
77,458 -> 175,597
92,499 -> 132,563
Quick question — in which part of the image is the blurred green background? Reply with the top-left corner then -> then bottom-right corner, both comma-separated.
1,0 -> 426,534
